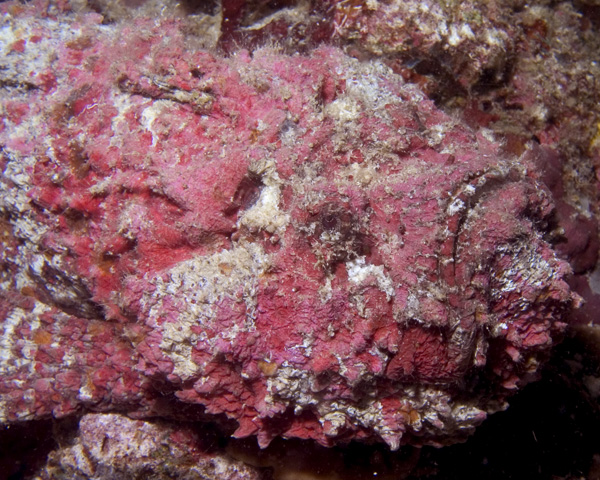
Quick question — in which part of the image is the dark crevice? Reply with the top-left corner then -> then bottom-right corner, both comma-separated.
224,171 -> 264,217
179,0 -> 220,15
0,76 -> 38,92
0,419 -> 57,480
27,265 -> 105,320
471,56 -> 516,96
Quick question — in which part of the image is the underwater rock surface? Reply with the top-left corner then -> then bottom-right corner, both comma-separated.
37,413 -> 263,480
0,0 -> 585,461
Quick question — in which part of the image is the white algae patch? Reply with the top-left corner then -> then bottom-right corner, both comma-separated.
142,243 -> 271,380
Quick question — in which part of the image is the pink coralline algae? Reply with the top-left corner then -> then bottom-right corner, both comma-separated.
0,5 -> 579,451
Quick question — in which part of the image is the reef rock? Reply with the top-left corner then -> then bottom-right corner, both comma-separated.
38,413 -> 264,480
0,3 -> 578,450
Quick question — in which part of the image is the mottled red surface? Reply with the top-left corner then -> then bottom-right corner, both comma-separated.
0,1 -> 582,452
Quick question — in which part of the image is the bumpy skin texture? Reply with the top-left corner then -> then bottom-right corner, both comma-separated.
0,5 -> 577,450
